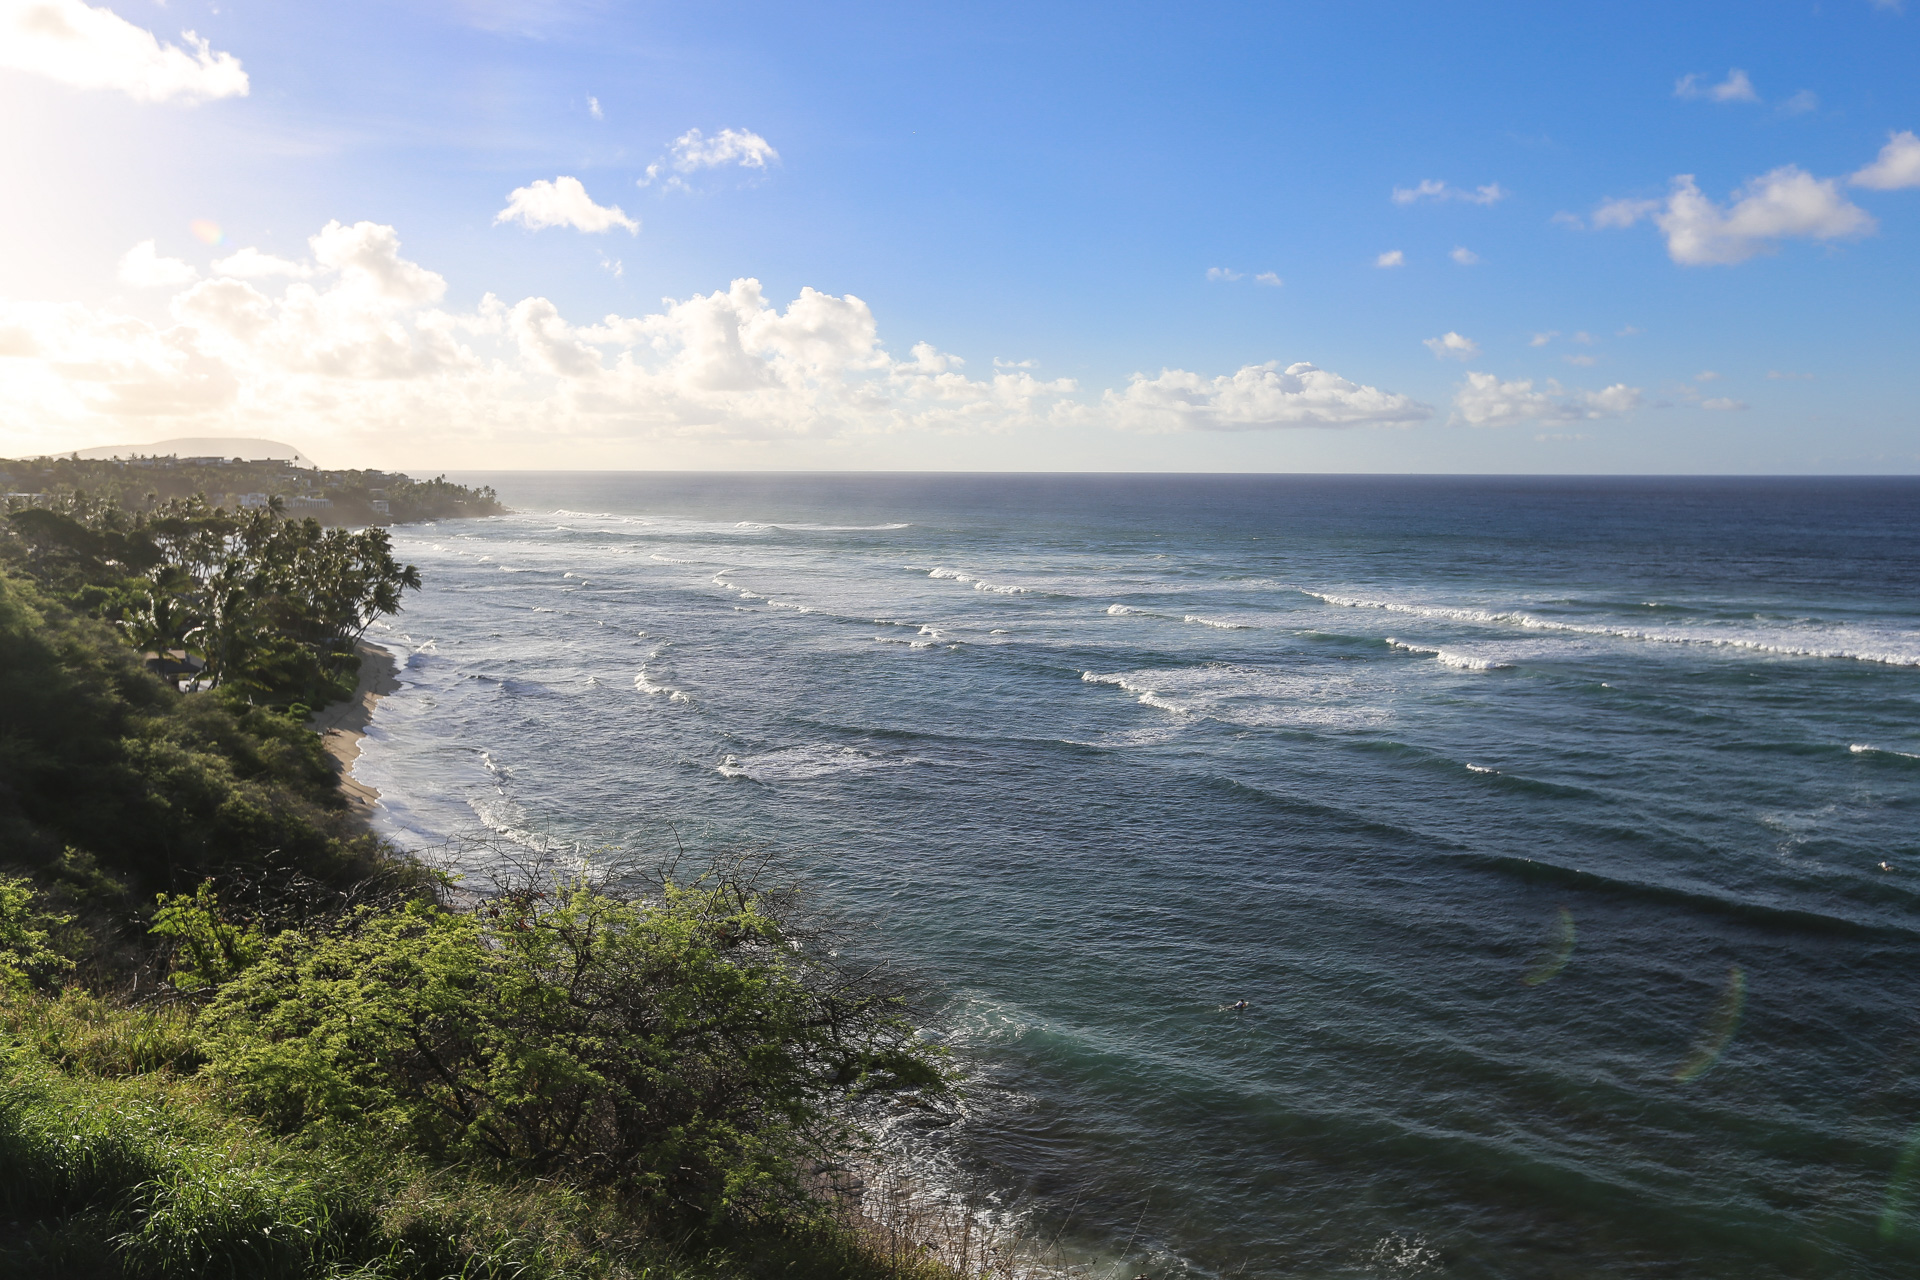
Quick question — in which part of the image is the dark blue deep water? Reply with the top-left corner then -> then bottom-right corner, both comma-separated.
355,475 -> 1920,1278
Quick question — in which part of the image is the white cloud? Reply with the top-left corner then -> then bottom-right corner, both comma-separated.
1423,331 -> 1479,360
1591,197 -> 1659,229
7,220 -> 1444,460
118,240 -> 197,288
1779,90 -> 1820,116
1392,180 -> 1508,206
1375,250 -> 1405,268
1529,330 -> 1558,346
1595,168 -> 1875,265
1700,397 -> 1748,410
1450,246 -> 1480,265
1616,325 -> 1641,337
1572,331 -> 1593,344
1695,370 -> 1720,382
1105,362 -> 1430,432
1550,211 -> 1585,229
1207,267 -> 1282,286
1851,130 -> 1920,190
1675,69 -> 1759,104
1451,371 -> 1642,427
495,176 -> 639,234
212,247 -> 313,279
1869,0 -> 1903,12
0,0 -> 248,103
588,95 -> 603,120
641,127 -> 780,186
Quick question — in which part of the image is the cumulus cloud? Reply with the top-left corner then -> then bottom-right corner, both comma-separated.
118,241 -> 197,288
1423,331 -> 1478,360
1105,362 -> 1430,432
1675,69 -> 1759,103
1375,250 -> 1405,268
496,176 -> 639,234
1779,90 -> 1820,116
5,219 -> 1440,458
1595,167 -> 1875,265
588,95 -> 603,120
1450,246 -> 1480,265
0,0 -> 248,103
640,127 -> 780,186
1451,371 -> 1641,427
1391,180 -> 1508,206
1254,272 -> 1283,287
213,248 -> 313,279
1529,331 -> 1558,346
1851,130 -> 1920,190
1206,267 -> 1244,282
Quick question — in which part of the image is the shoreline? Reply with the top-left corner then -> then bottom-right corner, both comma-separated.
308,640 -> 400,819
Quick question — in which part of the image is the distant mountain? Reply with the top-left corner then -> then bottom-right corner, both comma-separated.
72,437 -> 318,468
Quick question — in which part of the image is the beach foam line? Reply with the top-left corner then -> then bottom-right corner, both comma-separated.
1308,589 -> 1920,667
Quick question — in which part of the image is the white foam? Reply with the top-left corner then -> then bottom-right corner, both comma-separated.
928,567 -> 1029,594
1184,614 -> 1251,630
1386,638 -> 1512,671
1107,603 -> 1139,615
717,743 -> 921,782
1083,664 -> 1387,728
1466,763 -> 1497,774
1308,589 -> 1920,667
1852,743 -> 1920,760
633,668 -> 694,703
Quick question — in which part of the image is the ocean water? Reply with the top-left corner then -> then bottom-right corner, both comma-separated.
352,474 -> 1920,1279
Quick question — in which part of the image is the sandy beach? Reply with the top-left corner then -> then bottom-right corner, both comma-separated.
307,641 -> 399,819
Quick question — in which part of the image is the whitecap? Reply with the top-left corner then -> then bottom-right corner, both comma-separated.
633,668 -> 694,704
1184,614 -> 1251,630
1308,588 -> 1920,668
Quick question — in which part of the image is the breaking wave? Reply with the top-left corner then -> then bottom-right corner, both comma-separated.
1306,589 -> 1920,667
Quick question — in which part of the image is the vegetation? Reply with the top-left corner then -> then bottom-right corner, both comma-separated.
5,489 -> 422,711
2,454 -> 504,527
0,534 -> 966,1278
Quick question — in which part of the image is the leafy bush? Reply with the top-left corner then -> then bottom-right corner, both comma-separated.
0,874 -> 74,994
201,871 -> 946,1224
0,571 -> 384,904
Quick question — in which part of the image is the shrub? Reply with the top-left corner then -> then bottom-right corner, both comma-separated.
0,874 -> 75,994
201,871 -> 946,1224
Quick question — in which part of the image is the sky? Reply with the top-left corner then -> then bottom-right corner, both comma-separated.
0,0 -> 1916,473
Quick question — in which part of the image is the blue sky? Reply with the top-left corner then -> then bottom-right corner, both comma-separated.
1,0 -> 1916,471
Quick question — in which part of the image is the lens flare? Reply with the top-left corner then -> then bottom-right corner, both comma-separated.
1879,1123 -> 1920,1241
1521,906 -> 1576,986
190,219 -> 224,246
1672,964 -> 1745,1082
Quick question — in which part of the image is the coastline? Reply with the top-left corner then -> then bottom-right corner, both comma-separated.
308,640 -> 399,818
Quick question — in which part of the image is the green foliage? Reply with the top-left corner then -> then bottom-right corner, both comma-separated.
201,875 -> 947,1223
0,570 -> 382,908
152,882 -> 268,992
0,875 -> 74,994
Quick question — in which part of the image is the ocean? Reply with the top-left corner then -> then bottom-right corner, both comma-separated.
350,474 -> 1920,1279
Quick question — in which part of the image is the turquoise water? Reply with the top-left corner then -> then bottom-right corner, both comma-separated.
353,475 -> 1920,1278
